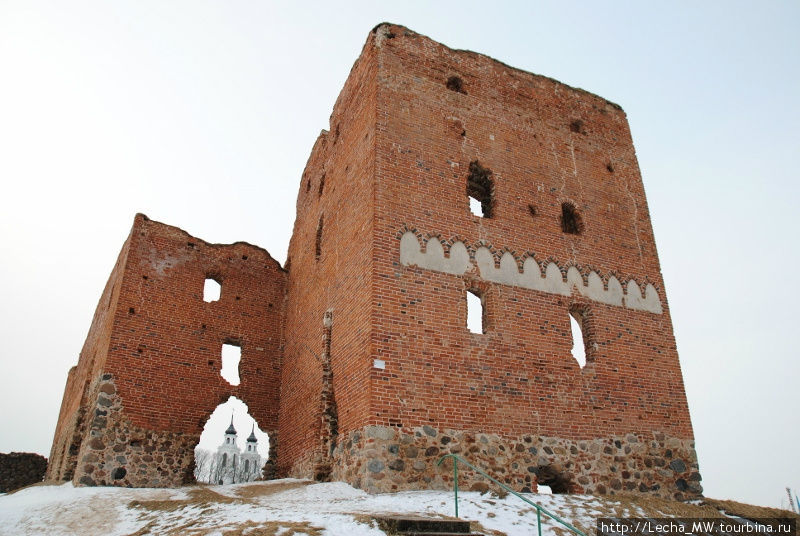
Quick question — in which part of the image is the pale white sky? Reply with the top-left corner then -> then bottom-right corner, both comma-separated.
0,1 -> 797,508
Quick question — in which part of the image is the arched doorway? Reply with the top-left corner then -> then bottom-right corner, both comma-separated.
193,396 -> 270,484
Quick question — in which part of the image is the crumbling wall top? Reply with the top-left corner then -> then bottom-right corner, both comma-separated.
369,22 -> 624,112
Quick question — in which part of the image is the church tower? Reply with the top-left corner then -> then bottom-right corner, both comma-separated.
214,416 -> 240,485
212,417 -> 262,484
240,424 -> 263,482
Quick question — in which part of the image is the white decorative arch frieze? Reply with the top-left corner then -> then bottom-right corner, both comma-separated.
399,231 -> 662,314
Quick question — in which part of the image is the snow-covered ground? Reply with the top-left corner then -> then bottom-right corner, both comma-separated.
2,478 -> 763,536
0,479 -> 639,536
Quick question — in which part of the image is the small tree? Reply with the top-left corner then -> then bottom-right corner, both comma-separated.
193,449 -> 213,483
210,455 -> 225,485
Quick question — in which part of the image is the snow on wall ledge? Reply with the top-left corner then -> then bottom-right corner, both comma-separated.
399,231 -> 663,314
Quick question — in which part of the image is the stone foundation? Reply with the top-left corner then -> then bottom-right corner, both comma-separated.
286,449 -> 323,481
47,404 -> 85,482
329,425 -> 702,500
261,433 -> 279,480
73,374 -> 198,487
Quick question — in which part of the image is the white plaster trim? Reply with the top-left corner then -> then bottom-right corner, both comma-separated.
399,231 -> 663,314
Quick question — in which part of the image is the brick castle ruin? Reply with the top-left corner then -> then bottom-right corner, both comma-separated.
47,24 -> 702,499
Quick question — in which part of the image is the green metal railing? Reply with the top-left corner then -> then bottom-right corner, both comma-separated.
436,454 -> 587,536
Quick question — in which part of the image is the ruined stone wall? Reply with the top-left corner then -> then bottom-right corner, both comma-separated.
48,23 -> 701,498
51,214 -> 286,487
278,35 -> 379,478
330,24 -> 698,499
0,453 -> 48,493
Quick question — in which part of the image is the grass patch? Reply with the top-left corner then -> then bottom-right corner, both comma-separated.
471,519 -> 508,536
125,519 -> 323,536
605,493 -> 725,518
129,487 -> 240,513
221,520 -> 324,535
702,498 -> 800,520
233,480 -> 312,499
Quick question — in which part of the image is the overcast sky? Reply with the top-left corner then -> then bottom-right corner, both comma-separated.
1,1 -> 797,509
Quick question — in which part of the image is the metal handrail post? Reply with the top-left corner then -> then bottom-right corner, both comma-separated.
437,454 -> 587,536
537,507 -> 542,536
453,458 -> 459,518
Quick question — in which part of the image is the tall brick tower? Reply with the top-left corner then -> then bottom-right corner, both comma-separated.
279,23 -> 701,499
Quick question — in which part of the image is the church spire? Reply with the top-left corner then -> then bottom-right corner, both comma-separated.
247,422 -> 257,443
225,412 -> 237,435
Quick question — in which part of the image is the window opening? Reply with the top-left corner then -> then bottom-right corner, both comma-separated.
315,216 -> 324,260
221,343 -> 241,385
446,75 -> 466,94
467,290 -> 484,334
536,464 -> 573,494
467,160 -> 494,218
569,310 -> 587,368
560,202 -> 583,234
469,197 -> 482,215
203,277 -> 221,302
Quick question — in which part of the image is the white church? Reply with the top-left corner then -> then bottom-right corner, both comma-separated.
213,416 -> 263,484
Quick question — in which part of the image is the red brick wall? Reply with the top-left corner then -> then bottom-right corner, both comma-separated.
49,214 -> 286,485
278,35 -> 379,475
105,214 -> 285,436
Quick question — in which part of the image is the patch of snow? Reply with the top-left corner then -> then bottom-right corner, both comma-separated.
278,481 -> 371,503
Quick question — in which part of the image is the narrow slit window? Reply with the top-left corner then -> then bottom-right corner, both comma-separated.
203,278 -> 221,302
467,290 -> 484,334
560,202 -> 583,234
315,216 -> 324,260
569,311 -> 587,368
221,343 -> 241,385
467,160 -> 494,218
